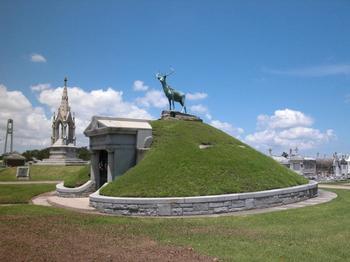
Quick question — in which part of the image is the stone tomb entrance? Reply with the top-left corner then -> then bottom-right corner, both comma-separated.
84,116 -> 152,189
98,150 -> 108,187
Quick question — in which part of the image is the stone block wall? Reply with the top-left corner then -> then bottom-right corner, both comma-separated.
89,181 -> 318,216
56,180 -> 95,198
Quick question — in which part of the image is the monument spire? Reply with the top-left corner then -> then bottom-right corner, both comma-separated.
59,77 -> 70,118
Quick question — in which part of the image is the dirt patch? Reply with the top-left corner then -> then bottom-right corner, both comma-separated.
0,215 -> 215,262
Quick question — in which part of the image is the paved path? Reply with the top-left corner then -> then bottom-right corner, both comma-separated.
31,189 -> 337,217
0,181 -> 61,185
319,184 -> 350,190
31,191 -> 56,206
224,189 -> 336,217
31,192 -> 97,213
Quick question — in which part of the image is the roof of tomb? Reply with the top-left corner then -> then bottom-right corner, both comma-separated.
84,116 -> 151,137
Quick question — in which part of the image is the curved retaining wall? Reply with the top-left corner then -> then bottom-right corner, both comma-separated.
89,181 -> 318,216
56,180 -> 95,198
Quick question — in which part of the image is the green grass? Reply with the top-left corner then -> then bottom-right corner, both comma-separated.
320,179 -> 350,185
0,165 -> 88,182
0,188 -> 349,261
63,165 -> 90,188
0,184 -> 55,204
101,120 -> 307,197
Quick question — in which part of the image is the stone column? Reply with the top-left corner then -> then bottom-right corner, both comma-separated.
107,149 -> 114,182
51,123 -> 55,145
90,151 -> 99,188
55,124 -> 59,143
72,126 -> 76,145
63,123 -> 67,143
60,123 -> 63,139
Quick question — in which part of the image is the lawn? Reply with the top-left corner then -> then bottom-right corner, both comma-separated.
0,184 -> 55,204
0,188 -> 349,261
63,164 -> 90,188
102,120 -> 307,197
0,165 -> 89,186
320,179 -> 350,185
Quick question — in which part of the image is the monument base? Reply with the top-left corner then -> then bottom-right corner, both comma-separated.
161,110 -> 202,122
37,145 -> 87,166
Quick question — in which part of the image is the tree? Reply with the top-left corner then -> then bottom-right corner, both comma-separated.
77,147 -> 91,161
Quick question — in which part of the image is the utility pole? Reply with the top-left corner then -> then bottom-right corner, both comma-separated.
3,119 -> 13,154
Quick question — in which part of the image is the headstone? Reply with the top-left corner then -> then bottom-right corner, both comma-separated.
16,166 -> 30,180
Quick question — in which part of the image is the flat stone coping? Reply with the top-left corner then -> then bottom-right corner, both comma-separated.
90,181 -> 318,204
89,181 -> 318,216
56,180 -> 93,194
30,189 -> 336,218
56,180 -> 94,198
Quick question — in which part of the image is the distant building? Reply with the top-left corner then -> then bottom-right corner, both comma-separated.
3,152 -> 26,167
333,154 -> 349,177
270,148 -> 349,181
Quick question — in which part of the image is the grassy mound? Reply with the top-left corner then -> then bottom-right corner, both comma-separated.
101,120 -> 307,197
63,165 -> 90,188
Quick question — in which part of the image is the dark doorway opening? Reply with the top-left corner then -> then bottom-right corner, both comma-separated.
98,150 -> 108,187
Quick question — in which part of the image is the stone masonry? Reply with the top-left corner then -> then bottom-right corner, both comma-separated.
89,181 -> 318,216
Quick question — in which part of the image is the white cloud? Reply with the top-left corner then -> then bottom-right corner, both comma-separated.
188,103 -> 243,139
190,104 -> 209,114
31,83 -> 51,92
0,83 -> 154,152
30,53 -> 47,63
39,86 -> 152,136
205,113 -> 212,120
1,80 -> 246,152
132,80 -> 149,91
263,64 -> 350,77
257,108 -> 313,129
245,109 -> 335,150
135,89 -> 168,109
0,84 -> 51,151
210,119 -> 244,138
186,92 -> 208,100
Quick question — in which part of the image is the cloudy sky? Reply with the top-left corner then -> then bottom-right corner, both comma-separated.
0,1 -> 349,156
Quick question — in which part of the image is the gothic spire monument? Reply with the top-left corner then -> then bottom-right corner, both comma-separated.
51,77 -> 76,146
39,78 -> 86,166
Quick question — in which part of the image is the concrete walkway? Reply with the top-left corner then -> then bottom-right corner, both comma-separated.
31,192 -> 97,213
319,184 -> 350,190
31,189 -> 337,217
0,181 -> 61,185
225,189 -> 336,217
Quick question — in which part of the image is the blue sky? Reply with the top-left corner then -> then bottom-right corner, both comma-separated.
0,0 -> 349,155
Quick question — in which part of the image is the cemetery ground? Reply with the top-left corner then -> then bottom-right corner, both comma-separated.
0,165 -> 89,187
0,184 -> 350,261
